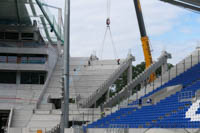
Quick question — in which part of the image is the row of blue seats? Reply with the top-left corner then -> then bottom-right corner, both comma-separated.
87,62 -> 200,128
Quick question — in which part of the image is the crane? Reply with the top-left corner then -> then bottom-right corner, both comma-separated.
133,0 -> 156,82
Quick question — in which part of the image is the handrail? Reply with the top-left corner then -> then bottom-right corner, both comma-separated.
35,0 -> 64,42
46,124 -> 60,133
36,50 -> 59,108
81,56 -> 133,108
110,50 -> 200,109
7,108 -> 14,133
103,52 -> 171,107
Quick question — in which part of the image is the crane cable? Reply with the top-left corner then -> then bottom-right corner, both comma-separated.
100,0 -> 118,59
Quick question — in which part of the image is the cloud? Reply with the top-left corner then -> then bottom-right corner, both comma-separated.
45,0 -> 198,65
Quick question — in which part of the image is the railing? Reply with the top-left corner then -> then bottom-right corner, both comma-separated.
36,48 -> 59,108
35,0 -> 64,42
0,41 -> 46,48
46,125 -> 60,133
178,91 -> 193,101
117,49 -> 200,108
80,56 -> 133,108
7,108 -> 14,133
107,124 -> 129,133
103,52 -> 171,108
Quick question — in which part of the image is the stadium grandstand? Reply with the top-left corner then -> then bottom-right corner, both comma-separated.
0,0 -> 200,133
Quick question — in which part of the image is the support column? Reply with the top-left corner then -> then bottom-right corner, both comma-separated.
161,51 -> 170,75
57,8 -> 63,55
127,51 -> 135,95
16,71 -> 21,85
127,63 -> 132,84
107,88 -> 110,101
162,62 -> 168,75
61,0 -> 70,132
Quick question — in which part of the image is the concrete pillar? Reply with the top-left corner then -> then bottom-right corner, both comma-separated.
127,50 -> 135,95
16,71 -> 21,85
34,32 -> 38,41
161,50 -> 170,75
162,62 -> 168,75
127,63 -> 132,83
57,40 -> 62,55
19,32 -> 22,41
107,89 -> 110,101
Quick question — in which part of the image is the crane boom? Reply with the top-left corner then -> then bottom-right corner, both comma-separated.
133,0 -> 155,81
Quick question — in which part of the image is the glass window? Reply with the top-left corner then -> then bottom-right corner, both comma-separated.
0,56 -> 6,63
5,32 -> 19,40
0,32 -> 4,40
7,56 -> 17,63
0,72 -> 16,84
21,72 -> 46,84
21,33 -> 34,40
28,57 -> 46,64
21,57 -> 28,64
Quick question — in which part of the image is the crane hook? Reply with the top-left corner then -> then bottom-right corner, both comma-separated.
106,18 -> 110,27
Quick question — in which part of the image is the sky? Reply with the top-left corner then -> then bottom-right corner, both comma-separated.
44,0 -> 200,65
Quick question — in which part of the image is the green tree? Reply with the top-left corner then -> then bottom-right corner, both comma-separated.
96,62 -> 173,107
113,62 -> 173,96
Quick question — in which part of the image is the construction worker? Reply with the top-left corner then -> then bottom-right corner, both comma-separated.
117,59 -> 120,65
88,60 -> 91,66
139,98 -> 142,106
100,104 -> 105,118
101,111 -> 105,118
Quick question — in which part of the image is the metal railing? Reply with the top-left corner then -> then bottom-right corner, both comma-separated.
46,125 -> 60,133
7,108 -> 14,133
178,91 -> 193,101
117,49 -> 200,108
35,0 -> 64,42
107,124 -> 129,133
36,47 -> 59,108
103,51 -> 171,108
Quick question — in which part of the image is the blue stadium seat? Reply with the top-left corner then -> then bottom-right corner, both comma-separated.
87,63 -> 200,128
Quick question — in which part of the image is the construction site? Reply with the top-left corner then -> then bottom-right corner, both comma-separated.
0,0 -> 200,133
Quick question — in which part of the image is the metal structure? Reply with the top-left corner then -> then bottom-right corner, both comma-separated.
160,0 -> 200,12
133,0 -> 156,82
0,0 -> 32,25
103,51 -> 171,108
61,0 -> 70,132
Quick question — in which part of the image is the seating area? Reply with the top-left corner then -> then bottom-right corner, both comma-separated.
87,62 -> 200,128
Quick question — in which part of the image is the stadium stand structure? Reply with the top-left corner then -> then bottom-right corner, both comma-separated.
85,49 -> 200,132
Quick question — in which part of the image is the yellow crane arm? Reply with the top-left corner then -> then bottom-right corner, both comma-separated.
133,0 -> 155,82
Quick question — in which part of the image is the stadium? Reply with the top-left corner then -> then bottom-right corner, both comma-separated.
0,0 -> 200,133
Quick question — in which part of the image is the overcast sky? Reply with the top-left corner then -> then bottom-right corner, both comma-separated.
44,0 -> 200,65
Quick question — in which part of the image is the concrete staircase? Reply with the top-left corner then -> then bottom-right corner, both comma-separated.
27,110 -> 61,132
11,109 -> 33,128
80,55 -> 134,108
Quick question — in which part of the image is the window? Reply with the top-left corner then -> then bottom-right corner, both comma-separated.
0,32 -> 4,40
21,57 -> 28,64
7,56 -> 17,63
21,72 -> 46,84
21,33 -> 34,40
28,56 -> 46,64
5,32 -> 19,40
0,72 -> 16,84
0,56 -> 6,63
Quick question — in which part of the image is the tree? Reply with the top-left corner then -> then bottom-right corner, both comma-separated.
96,62 -> 173,107
112,62 -> 173,96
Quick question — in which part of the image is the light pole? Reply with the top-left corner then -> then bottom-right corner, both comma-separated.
61,0 -> 70,132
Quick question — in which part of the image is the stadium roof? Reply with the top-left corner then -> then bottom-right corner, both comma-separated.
0,0 -> 32,25
0,0 -> 64,43
160,0 -> 200,12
